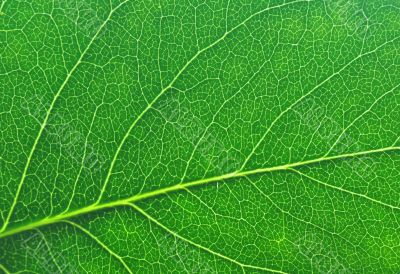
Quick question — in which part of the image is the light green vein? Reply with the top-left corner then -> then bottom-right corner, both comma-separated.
0,264 -> 11,274
64,104 -> 102,214
0,146 -> 398,240
128,203 -> 288,274
186,186 -> 365,255
34,229 -> 63,273
289,168 -> 400,210
245,177 -> 369,255
62,220 -> 133,274
95,0 -> 312,204
181,54 -> 271,182
324,81 -> 400,157
239,34 -> 400,171
0,0 -> 6,15
0,0 -> 129,234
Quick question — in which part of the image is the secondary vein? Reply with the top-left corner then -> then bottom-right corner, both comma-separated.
95,0 -> 312,204
129,203 -> 288,274
0,0 -> 130,234
289,168 -> 400,210
0,264 -> 11,274
239,34 -> 400,171
63,220 -> 133,274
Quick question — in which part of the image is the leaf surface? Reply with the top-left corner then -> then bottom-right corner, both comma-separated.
1,0 -> 400,273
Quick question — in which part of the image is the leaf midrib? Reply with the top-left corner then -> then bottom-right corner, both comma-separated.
0,145 -> 398,240
3,0 -> 398,238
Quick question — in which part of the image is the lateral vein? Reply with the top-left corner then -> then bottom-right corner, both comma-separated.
128,203 -> 288,274
289,168 -> 400,210
245,177 -> 369,255
63,220 -> 133,274
239,34 -> 400,171
0,0 -> 130,233
0,264 -> 11,274
95,0 -> 312,204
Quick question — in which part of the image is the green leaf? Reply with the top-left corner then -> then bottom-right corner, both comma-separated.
1,0 -> 400,273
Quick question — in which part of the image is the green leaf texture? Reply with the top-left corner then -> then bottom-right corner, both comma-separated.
1,0 -> 400,273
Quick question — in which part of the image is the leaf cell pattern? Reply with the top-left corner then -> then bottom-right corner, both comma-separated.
1,0 -> 400,273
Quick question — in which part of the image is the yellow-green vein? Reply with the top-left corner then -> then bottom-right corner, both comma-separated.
0,0 -> 130,234
0,145 -> 398,240
129,203 -> 288,274
62,220 -> 133,274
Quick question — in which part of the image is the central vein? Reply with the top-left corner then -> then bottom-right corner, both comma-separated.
0,145 -> 398,240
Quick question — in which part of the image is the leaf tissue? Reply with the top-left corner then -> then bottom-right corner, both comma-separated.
1,0 -> 400,273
